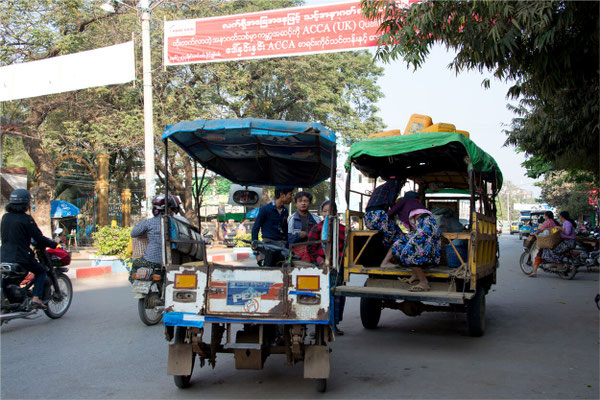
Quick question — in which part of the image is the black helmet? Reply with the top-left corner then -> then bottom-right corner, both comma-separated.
9,189 -> 31,205
152,194 -> 178,210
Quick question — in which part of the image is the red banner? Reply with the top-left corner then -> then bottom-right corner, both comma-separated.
163,0 -> 418,66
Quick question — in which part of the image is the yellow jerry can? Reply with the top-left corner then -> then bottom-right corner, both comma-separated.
367,129 -> 402,139
455,129 -> 470,138
403,114 -> 433,135
421,122 -> 456,133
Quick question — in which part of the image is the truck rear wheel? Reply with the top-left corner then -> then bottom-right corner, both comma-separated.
466,288 -> 486,337
173,327 -> 195,389
360,297 -> 382,329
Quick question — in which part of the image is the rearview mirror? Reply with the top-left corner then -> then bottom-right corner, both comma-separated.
232,190 -> 260,205
228,184 -> 263,206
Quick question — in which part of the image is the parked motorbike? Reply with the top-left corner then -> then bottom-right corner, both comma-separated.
131,265 -> 165,326
1,246 -> 73,325
519,240 -> 593,280
202,229 -> 214,247
224,231 -> 237,248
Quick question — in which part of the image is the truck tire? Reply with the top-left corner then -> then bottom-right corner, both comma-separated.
360,297 -> 381,329
466,287 -> 486,337
173,326 -> 195,389
316,379 -> 327,392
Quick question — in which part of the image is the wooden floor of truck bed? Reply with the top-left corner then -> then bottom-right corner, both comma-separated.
334,277 -> 474,304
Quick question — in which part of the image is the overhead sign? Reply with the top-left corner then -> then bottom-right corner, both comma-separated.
163,0 -> 418,66
0,41 -> 135,102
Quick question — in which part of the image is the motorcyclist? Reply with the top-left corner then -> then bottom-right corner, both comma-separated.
130,194 -> 185,280
0,189 -> 58,309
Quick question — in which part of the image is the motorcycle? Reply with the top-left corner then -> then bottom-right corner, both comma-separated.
130,264 -> 164,326
224,231 -> 237,248
519,239 -> 591,280
202,229 -> 214,247
1,246 -> 73,325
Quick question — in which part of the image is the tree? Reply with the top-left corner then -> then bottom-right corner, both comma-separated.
539,171 -> 596,219
360,0 -> 599,178
1,0 -> 385,230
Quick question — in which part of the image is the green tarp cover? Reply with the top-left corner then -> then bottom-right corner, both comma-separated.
347,132 -> 503,190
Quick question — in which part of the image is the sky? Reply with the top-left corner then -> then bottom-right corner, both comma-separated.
307,0 -> 541,197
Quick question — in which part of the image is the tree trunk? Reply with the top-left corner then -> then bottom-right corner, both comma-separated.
23,135 -> 55,237
22,107 -> 56,237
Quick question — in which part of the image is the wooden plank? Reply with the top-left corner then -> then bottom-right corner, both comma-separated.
334,285 -> 474,304
442,232 -> 471,240
346,265 -> 458,278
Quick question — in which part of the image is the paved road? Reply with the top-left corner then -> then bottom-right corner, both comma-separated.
2,234 -> 598,399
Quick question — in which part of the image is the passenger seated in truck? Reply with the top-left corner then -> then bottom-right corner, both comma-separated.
363,179 -> 402,247
306,200 -> 346,335
380,199 -> 442,292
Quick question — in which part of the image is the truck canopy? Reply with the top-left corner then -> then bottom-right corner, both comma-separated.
347,132 -> 502,191
162,118 -> 336,187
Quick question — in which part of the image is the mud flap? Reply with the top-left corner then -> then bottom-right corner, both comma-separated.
167,343 -> 193,376
303,345 -> 330,379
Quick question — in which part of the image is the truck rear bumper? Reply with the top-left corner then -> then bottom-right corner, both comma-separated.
163,312 -> 330,328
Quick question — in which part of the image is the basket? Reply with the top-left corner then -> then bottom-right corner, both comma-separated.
523,235 -> 536,249
132,236 -> 149,259
445,244 -> 468,268
537,230 -> 561,249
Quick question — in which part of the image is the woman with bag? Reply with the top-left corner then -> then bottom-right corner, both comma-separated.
529,211 -> 576,277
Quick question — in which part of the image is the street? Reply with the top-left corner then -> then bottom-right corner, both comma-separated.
1,234 -> 598,399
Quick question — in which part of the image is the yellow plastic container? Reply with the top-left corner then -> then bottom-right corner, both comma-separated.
367,129 -> 402,139
403,114 -> 433,135
455,129 -> 470,138
421,122 -> 456,133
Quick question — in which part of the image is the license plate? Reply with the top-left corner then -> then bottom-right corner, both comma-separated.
132,280 -> 152,294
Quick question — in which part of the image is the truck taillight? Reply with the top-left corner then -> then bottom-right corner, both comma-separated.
296,275 -> 319,291
174,274 -> 196,289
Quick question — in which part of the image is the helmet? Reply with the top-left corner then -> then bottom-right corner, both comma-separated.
152,194 -> 178,210
9,189 -> 31,205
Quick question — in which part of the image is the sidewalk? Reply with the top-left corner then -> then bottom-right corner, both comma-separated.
65,246 -> 254,280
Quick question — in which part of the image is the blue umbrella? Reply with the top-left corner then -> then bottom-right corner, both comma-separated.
50,200 -> 80,218
246,208 -> 260,219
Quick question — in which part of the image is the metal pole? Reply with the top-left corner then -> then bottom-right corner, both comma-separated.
141,0 -> 155,217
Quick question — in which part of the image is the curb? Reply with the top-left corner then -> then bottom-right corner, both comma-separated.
207,252 -> 252,263
66,252 -> 254,280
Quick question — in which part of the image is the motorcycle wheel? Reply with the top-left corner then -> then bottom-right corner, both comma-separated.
44,273 -> 73,319
557,265 -> 578,280
138,293 -> 163,326
519,250 -> 534,275
173,326 -> 195,389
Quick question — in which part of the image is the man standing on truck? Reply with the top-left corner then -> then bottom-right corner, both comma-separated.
251,187 -> 294,247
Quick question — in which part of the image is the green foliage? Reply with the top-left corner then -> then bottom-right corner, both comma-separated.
92,225 -> 132,259
2,0 -> 386,221
234,233 -> 254,248
361,0 -> 599,178
539,171 -> 596,219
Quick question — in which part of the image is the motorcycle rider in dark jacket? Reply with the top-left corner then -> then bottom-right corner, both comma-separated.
1,189 -> 57,309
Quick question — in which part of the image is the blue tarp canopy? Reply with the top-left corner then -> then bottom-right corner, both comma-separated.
50,200 -> 80,218
162,118 -> 336,187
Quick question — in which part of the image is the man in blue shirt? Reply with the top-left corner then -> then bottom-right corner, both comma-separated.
251,187 -> 294,246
